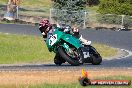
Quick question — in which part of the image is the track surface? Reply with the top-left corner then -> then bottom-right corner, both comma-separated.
0,24 -> 132,70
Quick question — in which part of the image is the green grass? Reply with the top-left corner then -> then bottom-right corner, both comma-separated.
0,33 -> 117,64
20,0 -> 52,17
86,6 -> 99,13
21,0 -> 52,8
0,33 -> 54,64
0,0 -> 52,17
94,43 -> 118,59
0,0 -> 52,7
0,0 -> 8,4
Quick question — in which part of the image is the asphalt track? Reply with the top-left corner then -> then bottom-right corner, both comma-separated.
0,24 -> 132,71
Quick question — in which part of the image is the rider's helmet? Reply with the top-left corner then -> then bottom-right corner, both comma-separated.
39,18 -> 52,35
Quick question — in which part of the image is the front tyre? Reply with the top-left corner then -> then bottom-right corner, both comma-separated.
91,54 -> 102,65
58,46 -> 80,66
87,45 -> 102,65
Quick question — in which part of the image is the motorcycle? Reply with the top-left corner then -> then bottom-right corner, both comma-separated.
46,27 -> 102,66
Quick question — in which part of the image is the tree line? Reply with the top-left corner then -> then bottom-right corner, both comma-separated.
51,0 -> 132,16
98,0 -> 132,16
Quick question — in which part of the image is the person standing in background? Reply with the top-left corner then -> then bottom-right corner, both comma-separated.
4,0 -> 20,20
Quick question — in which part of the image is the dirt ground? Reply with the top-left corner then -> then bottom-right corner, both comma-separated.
0,69 -> 132,86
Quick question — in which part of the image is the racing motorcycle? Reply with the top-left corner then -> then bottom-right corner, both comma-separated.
46,27 -> 102,66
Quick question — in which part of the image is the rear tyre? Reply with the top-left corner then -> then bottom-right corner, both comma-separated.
54,54 -> 63,66
58,46 -> 80,66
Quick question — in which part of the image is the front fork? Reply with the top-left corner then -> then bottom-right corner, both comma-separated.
78,47 -> 91,63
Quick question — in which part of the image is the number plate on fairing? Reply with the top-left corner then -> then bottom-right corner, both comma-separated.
80,47 -> 90,59
83,52 -> 90,58
49,34 -> 57,46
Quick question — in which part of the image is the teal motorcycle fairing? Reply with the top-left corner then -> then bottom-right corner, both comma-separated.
46,28 -> 82,52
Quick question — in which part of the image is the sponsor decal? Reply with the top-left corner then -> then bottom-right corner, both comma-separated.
78,69 -> 131,86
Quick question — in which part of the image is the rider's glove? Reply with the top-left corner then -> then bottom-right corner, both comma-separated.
64,28 -> 69,33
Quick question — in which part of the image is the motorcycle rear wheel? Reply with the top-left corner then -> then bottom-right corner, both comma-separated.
58,46 -> 80,66
54,55 -> 62,66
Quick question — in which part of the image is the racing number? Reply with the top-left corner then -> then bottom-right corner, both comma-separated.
49,34 -> 57,46
83,52 -> 90,58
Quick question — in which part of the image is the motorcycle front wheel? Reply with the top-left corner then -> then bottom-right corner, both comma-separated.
89,46 -> 102,65
91,54 -> 102,65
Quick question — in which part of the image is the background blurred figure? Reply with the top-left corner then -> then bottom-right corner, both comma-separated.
4,0 -> 20,21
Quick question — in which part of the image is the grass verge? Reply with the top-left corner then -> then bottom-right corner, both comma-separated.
0,33 -> 117,64
0,0 -> 52,17
26,76 -> 132,88
0,33 -> 54,64
0,76 -> 131,88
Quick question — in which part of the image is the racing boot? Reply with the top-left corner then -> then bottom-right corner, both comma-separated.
79,35 -> 91,45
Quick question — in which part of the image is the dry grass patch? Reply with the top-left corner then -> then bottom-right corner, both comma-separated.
0,69 -> 132,86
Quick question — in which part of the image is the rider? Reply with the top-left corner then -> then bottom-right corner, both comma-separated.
39,18 -> 91,45
39,19 -> 91,64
